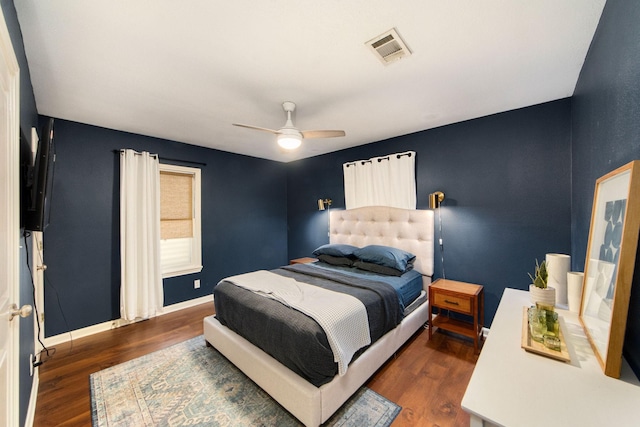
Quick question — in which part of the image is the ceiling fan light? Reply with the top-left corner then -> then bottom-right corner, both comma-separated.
277,134 -> 302,150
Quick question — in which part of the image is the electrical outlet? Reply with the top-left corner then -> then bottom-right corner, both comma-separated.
194,279 -> 201,289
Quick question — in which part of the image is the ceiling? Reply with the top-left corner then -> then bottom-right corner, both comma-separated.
15,1 -> 606,163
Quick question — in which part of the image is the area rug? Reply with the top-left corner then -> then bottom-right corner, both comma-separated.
90,335 -> 401,426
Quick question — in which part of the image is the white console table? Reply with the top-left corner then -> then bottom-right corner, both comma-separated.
462,288 -> 640,427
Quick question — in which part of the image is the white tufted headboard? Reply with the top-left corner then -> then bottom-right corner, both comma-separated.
329,206 -> 434,287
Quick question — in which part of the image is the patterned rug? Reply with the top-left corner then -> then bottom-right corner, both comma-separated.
90,335 -> 401,426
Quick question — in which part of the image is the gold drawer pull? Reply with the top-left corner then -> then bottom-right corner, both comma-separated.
444,299 -> 460,305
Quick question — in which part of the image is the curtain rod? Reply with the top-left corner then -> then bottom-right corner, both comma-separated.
344,151 -> 413,167
114,149 -> 207,166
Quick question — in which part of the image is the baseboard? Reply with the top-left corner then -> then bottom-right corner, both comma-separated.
43,295 -> 213,347
24,369 -> 39,427
160,295 -> 213,315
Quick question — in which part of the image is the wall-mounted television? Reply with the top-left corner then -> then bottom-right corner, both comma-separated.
19,128 -> 33,229
24,118 -> 56,232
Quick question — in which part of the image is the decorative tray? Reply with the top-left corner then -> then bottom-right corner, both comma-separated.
521,307 -> 571,362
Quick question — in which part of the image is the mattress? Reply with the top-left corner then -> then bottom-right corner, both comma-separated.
213,262 -> 423,387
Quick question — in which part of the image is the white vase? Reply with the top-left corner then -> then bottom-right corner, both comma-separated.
567,271 -> 584,313
546,253 -> 570,306
529,285 -> 556,306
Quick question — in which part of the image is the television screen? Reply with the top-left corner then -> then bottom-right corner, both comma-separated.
19,129 -> 33,229
24,118 -> 55,231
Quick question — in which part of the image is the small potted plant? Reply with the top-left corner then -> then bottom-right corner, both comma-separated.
528,259 -> 556,306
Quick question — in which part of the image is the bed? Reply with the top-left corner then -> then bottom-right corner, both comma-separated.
203,206 -> 434,426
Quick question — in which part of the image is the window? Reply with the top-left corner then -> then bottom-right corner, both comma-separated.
159,163 -> 202,278
343,151 -> 416,210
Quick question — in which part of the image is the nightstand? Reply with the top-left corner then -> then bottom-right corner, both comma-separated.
289,257 -> 318,265
428,278 -> 484,353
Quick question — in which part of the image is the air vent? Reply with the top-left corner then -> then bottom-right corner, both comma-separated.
366,28 -> 412,65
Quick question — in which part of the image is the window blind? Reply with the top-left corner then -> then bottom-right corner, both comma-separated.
160,171 -> 193,239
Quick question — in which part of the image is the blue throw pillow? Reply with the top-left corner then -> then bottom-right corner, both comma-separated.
312,243 -> 358,258
353,245 -> 416,272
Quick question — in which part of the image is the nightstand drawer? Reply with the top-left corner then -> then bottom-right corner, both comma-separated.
433,292 -> 472,314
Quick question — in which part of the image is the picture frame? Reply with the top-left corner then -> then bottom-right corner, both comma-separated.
579,160 -> 640,378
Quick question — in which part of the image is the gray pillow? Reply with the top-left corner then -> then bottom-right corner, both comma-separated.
318,254 -> 354,267
353,260 -> 405,276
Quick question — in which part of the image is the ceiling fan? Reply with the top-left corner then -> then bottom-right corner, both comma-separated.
233,101 -> 346,150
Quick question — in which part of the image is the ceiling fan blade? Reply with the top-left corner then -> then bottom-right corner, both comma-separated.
232,123 -> 279,134
301,130 -> 346,139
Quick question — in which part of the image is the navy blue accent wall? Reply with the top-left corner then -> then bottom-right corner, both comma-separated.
287,100 -> 572,326
42,119 -> 288,336
2,0 -> 41,424
571,0 -> 640,377
8,0 -> 640,418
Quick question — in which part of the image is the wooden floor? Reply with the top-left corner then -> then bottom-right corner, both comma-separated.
34,302 -> 478,426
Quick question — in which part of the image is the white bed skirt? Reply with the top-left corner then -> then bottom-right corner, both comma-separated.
203,295 -> 430,427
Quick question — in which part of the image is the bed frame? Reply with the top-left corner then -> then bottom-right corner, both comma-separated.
203,206 -> 434,426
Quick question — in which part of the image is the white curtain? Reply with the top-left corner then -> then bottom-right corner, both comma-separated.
343,151 -> 416,209
120,149 -> 163,321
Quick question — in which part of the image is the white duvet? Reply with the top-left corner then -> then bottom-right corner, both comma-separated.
223,270 -> 371,375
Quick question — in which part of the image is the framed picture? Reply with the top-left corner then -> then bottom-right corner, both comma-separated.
580,160 -> 640,378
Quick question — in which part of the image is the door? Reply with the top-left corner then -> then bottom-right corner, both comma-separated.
0,3 -> 22,426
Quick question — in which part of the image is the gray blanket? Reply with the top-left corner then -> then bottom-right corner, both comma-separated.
213,263 -> 402,387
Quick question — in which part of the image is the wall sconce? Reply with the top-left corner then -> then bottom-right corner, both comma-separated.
318,198 -> 332,211
428,191 -> 445,209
